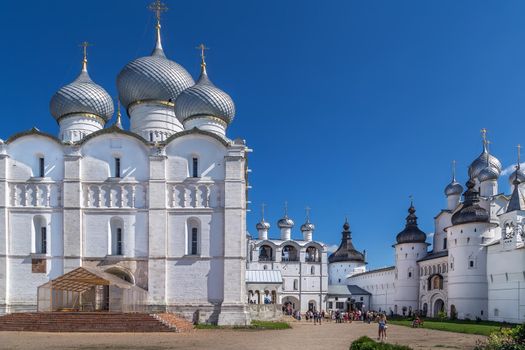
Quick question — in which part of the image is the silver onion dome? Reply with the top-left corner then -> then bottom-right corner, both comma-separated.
478,166 -> 500,182
445,180 -> 463,196
300,219 -> 315,232
116,24 -> 194,109
509,167 -> 525,184
277,216 -> 294,229
256,219 -> 270,230
468,142 -> 502,180
50,60 -> 114,122
175,62 -> 235,124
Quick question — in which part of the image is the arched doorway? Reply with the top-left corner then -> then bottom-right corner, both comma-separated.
433,299 -> 444,317
282,296 -> 299,314
308,300 -> 317,312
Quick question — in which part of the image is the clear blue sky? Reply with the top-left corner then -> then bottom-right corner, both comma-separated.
1,1 -> 525,269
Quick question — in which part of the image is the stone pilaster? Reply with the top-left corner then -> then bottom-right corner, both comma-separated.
218,146 -> 250,325
62,148 -> 82,271
147,149 -> 168,310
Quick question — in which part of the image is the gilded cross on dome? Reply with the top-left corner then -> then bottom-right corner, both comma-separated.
79,41 -> 92,71
148,0 -> 168,27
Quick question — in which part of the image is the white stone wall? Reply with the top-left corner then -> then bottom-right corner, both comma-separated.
0,129 -> 249,324
329,261 -> 366,285
347,268 -> 396,313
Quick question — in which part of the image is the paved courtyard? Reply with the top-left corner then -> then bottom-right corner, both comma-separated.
0,321 -> 485,350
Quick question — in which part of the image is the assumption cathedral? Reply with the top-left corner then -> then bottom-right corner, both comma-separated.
0,1 -> 250,325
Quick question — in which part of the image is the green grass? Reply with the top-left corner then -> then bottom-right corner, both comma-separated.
350,336 -> 413,350
195,320 -> 290,330
388,319 -> 506,336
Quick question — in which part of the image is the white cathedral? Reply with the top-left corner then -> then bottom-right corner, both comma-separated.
345,133 -> 525,324
0,2 -> 251,325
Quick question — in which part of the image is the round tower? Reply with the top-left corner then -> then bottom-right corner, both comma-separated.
393,203 -> 429,316
328,218 -> 366,284
447,179 -> 489,320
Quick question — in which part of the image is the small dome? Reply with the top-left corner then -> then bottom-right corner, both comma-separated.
256,219 -> 270,230
444,180 -> 463,197
478,166 -> 499,182
277,216 -> 294,229
175,64 -> 235,124
50,64 -> 113,122
468,143 -> 501,180
395,204 -> 427,245
116,27 -> 194,110
300,220 -> 315,232
509,167 -> 525,184
451,179 -> 489,225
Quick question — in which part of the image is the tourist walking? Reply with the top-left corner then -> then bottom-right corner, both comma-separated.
378,314 -> 387,341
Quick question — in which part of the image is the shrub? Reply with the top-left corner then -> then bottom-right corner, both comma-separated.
437,310 -> 447,321
350,336 -> 413,350
474,323 -> 525,350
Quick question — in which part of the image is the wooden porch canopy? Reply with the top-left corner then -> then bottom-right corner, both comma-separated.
40,267 -> 135,293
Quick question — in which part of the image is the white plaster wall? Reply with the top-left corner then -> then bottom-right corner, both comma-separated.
165,136 -> 227,181
393,242 -> 427,314
81,135 -> 149,181
329,262 -> 366,284
7,136 -> 64,181
83,212 -> 147,257
487,243 -> 525,323
59,115 -> 104,142
348,268 -> 396,313
129,103 -> 183,142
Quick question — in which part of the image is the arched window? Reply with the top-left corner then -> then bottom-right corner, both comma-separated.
428,274 -> 444,290
305,246 -> 319,262
259,245 -> 273,261
311,266 -> 315,275
293,279 -> 298,290
33,216 -> 47,254
110,217 -> 124,255
282,245 -> 298,262
187,218 -> 200,255
191,157 -> 199,178
39,157 -> 45,178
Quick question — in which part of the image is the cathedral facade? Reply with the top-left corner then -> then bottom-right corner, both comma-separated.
346,134 -> 525,324
0,2 -> 250,325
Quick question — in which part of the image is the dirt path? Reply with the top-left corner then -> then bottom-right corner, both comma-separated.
0,321 -> 485,350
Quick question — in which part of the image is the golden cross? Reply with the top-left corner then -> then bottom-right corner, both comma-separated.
261,203 -> 266,220
196,43 -> 210,64
79,41 -> 92,62
305,206 -> 311,220
452,160 -> 456,181
284,201 -> 288,216
409,194 -> 414,206
148,0 -> 168,25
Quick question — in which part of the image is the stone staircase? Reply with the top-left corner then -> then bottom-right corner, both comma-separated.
0,312 -> 192,332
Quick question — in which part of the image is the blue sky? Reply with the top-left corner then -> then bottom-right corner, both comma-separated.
1,1 -> 525,269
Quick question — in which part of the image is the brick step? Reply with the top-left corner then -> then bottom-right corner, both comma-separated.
0,312 -> 181,332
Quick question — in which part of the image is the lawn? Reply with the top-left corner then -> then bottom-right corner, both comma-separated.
388,319 -> 506,336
